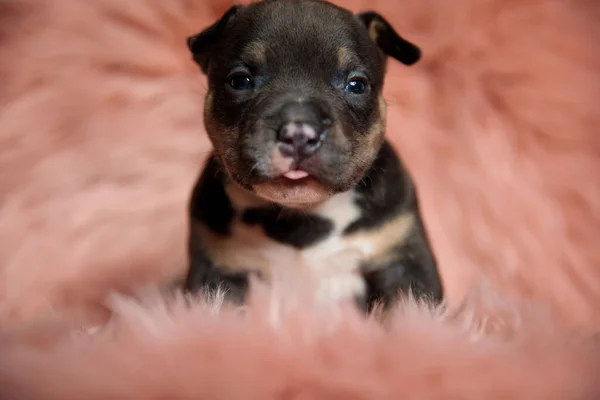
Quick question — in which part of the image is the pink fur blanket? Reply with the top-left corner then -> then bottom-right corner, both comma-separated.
1,0 -> 600,398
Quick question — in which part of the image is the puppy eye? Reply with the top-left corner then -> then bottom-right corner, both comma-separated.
228,72 -> 254,91
345,77 -> 367,95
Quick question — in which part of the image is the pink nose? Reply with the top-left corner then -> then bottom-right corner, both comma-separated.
277,122 -> 324,159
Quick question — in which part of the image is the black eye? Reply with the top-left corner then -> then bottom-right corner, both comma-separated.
345,77 -> 367,95
228,73 -> 253,91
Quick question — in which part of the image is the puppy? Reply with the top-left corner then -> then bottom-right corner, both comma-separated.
184,0 -> 443,312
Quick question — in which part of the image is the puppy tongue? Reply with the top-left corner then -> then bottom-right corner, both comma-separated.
283,170 -> 309,180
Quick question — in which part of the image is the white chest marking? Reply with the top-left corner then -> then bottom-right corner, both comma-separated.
195,185 -> 414,304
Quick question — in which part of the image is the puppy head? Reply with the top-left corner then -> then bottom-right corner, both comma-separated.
188,0 -> 421,207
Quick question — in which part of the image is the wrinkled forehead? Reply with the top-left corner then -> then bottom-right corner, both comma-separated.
221,1 -> 381,76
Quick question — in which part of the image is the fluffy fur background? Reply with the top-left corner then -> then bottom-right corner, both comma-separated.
2,288 -> 600,399
1,0 -> 600,397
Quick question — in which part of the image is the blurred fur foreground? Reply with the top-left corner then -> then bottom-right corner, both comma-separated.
1,284 -> 600,399
1,0 -> 600,397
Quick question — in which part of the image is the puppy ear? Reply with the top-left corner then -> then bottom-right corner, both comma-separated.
187,5 -> 244,74
356,12 -> 421,66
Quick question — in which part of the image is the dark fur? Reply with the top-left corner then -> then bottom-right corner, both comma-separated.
184,0 -> 443,312
349,142 -> 442,310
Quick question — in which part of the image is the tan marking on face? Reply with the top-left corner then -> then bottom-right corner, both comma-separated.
203,90 -> 241,177
203,90 -> 214,121
242,41 -> 267,64
203,90 -> 223,144
353,94 -> 387,169
366,95 -> 387,149
378,94 -> 387,126
337,47 -> 353,69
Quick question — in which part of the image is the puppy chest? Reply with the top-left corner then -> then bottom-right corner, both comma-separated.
193,191 -> 416,300
197,191 -> 359,274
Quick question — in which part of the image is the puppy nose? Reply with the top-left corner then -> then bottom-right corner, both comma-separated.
277,122 -> 325,159
272,101 -> 331,159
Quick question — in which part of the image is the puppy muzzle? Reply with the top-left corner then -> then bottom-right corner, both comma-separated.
264,100 -> 333,176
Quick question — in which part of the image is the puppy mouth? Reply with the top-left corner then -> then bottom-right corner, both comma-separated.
248,147 -> 335,207
269,147 -> 317,182
282,169 -> 310,180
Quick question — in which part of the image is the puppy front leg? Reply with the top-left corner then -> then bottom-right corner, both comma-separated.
185,248 -> 250,306
362,219 -> 444,312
